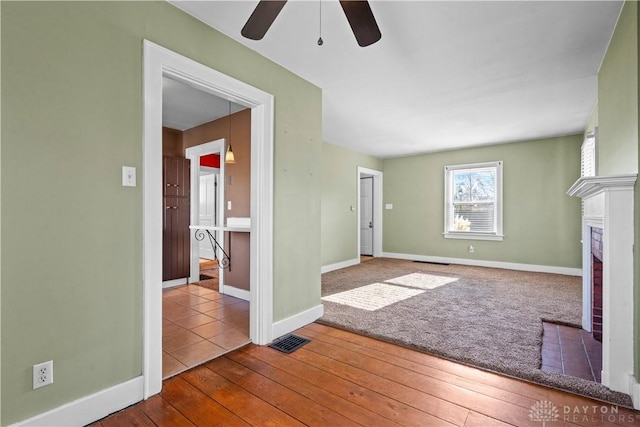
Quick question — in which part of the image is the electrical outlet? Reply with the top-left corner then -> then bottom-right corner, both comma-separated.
468,245 -> 475,254
33,360 -> 53,389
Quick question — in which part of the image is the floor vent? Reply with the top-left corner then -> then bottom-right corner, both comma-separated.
268,334 -> 310,354
413,260 -> 450,266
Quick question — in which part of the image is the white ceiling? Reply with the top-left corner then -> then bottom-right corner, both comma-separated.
167,0 -> 623,158
163,76 -> 246,131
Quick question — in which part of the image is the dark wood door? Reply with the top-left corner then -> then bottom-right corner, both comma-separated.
163,156 -> 191,281
163,156 -> 190,198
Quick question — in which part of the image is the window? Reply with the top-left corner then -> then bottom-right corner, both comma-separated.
581,130 -> 597,177
444,161 -> 503,241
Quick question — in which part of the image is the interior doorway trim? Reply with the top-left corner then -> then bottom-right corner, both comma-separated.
357,167 -> 383,259
143,40 -> 274,399
185,139 -> 226,287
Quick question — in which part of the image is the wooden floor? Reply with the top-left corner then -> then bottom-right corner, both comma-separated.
92,323 -> 639,427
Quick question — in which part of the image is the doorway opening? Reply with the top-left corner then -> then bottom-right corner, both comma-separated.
357,167 -> 383,262
143,40 -> 274,398
360,176 -> 374,257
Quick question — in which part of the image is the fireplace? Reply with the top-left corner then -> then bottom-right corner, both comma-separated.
567,173 -> 637,405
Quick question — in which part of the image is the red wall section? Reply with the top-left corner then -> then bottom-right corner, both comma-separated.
200,154 -> 220,168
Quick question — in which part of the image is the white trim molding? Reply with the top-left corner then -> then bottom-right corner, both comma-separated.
321,258 -> 360,274
631,375 -> 640,411
143,40 -> 275,404
357,167 -> 384,258
382,252 -> 582,276
223,285 -> 251,302
444,161 -> 504,242
272,304 -> 324,340
162,278 -> 188,289
568,173 -> 637,408
186,139 -> 226,285
567,173 -> 637,199
10,377 -> 143,427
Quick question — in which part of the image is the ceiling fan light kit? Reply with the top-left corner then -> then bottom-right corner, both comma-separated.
241,0 -> 381,47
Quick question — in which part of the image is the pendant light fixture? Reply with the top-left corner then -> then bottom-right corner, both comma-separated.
225,100 -> 236,164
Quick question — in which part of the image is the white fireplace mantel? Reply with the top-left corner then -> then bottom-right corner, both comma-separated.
567,173 -> 638,408
567,174 -> 637,199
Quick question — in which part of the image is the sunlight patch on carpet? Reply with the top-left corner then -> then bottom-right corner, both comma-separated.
385,272 -> 458,289
322,283 -> 424,311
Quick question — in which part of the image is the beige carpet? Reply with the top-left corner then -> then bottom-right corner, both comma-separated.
319,257 -> 632,407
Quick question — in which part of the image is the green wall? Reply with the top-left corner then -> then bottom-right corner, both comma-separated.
597,0 -> 640,381
1,2 -> 321,424
637,0 -> 640,384
598,1 -> 638,175
321,142 -> 382,266
382,136 -> 583,268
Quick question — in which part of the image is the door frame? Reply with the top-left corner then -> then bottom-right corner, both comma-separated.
185,139 -> 226,288
143,40 -> 274,398
359,176 -> 374,256
357,167 -> 383,259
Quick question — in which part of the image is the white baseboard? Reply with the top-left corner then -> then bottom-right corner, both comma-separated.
162,278 -> 188,288
321,258 -> 359,274
223,285 -> 251,301
272,304 -> 324,340
11,376 -> 144,427
382,252 -> 582,276
630,374 -> 640,410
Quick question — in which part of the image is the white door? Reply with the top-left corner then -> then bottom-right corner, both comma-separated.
199,171 -> 218,259
360,177 -> 373,256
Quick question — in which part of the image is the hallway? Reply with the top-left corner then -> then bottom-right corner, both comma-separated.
162,283 -> 249,378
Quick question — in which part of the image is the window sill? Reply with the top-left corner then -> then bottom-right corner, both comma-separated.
443,232 -> 504,242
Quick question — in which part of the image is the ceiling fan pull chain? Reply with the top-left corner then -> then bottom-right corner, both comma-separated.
317,0 -> 324,46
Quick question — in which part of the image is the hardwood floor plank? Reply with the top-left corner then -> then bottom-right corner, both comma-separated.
291,340 -> 539,426
139,395 -> 195,427
240,345 -> 457,426
99,405 -> 156,427
206,355 -> 362,426
464,411 -> 514,426
305,323 -> 551,398
92,324 -> 639,427
160,377 -> 249,427
225,350 -> 403,427
297,326 -> 539,409
301,325 -> 634,426
180,364 -> 306,427
304,325 -> 594,405
292,339 -> 470,425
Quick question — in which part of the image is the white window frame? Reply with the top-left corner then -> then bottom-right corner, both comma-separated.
443,161 -> 504,241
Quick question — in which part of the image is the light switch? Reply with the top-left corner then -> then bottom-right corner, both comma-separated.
385,203 -> 393,210
227,201 -> 232,210
122,166 -> 136,187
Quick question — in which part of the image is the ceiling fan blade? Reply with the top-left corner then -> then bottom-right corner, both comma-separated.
241,0 -> 288,40
339,0 -> 381,47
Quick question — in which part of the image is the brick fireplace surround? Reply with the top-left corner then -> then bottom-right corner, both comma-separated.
568,173 -> 638,408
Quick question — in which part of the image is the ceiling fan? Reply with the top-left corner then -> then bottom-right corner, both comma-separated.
241,0 -> 382,47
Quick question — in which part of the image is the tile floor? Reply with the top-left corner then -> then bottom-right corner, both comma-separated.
541,321 -> 602,382
162,284 -> 250,379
